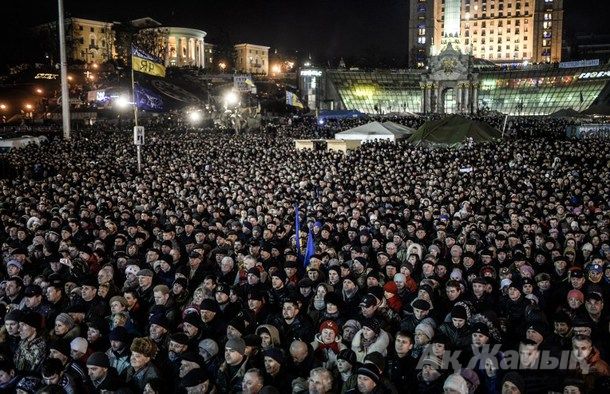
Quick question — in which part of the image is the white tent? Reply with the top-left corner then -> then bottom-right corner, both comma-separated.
334,121 -> 416,142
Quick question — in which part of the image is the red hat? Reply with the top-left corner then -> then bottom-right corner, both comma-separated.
319,320 -> 339,335
383,281 -> 398,294
567,289 -> 584,302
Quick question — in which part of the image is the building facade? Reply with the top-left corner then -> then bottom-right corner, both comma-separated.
408,0 -> 563,68
164,27 -> 207,68
234,44 -> 270,76
203,43 -> 215,69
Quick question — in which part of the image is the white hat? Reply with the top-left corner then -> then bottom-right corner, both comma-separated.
70,337 -> 88,353
443,373 -> 468,394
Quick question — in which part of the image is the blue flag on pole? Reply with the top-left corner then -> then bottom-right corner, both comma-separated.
294,204 -> 301,258
304,228 -> 315,268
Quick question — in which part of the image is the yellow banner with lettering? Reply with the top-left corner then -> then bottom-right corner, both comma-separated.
132,55 -> 166,78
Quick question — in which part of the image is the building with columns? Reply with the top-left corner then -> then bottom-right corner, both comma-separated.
164,27 -> 207,68
234,44 -> 270,76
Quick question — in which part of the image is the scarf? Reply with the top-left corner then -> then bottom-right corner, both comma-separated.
316,341 -> 340,358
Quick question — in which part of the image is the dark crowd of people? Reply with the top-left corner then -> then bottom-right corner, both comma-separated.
0,117 -> 609,394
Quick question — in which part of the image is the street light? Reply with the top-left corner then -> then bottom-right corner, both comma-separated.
0,104 -> 6,110
219,62 -> 227,71
115,95 -> 132,109
36,88 -> 44,94
224,91 -> 239,107
271,64 -> 282,75
188,111 -> 202,124
24,104 -> 33,110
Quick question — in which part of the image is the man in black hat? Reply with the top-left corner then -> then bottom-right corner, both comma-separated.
200,299 -> 227,342
215,283 -> 240,321
23,284 -> 52,322
86,352 -> 127,392
13,311 -> 46,373
247,290 -> 271,328
107,326 -> 131,376
182,368 -> 212,394
262,347 -> 294,393
79,276 -> 107,323
400,298 -> 433,334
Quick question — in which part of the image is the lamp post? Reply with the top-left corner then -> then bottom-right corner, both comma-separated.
57,0 -> 71,140
223,90 -> 241,133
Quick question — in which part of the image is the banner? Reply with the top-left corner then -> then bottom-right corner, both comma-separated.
286,91 -> 304,109
134,84 -> 164,111
132,47 -> 166,78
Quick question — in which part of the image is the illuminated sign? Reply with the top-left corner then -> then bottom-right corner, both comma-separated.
34,73 -> 58,80
300,70 -> 322,77
577,71 -> 610,80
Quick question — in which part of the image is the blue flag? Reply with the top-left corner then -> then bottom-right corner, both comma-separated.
294,204 -> 301,258
304,228 -> 315,268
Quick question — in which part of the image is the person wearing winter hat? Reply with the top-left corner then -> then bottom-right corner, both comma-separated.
567,289 -> 585,312
86,351 -> 126,391
125,337 -> 160,392
108,326 -> 131,376
438,304 -> 471,351
14,311 -> 46,373
217,337 -> 249,393
501,372 -> 525,394
351,318 -> 390,363
262,347 -> 293,393
342,320 -> 362,345
443,373 -> 468,394
383,281 -> 402,313
182,368 -> 210,393
312,320 -> 346,369
418,355 -> 445,393
355,363 -> 382,393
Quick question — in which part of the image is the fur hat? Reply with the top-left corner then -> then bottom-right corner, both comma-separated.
130,337 -> 158,358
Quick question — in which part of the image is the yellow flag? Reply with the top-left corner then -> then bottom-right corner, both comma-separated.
131,47 -> 166,78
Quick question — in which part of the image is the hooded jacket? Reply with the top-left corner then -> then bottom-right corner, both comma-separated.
351,328 -> 390,363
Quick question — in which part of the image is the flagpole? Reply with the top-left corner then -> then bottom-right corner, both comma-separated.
131,60 -> 141,173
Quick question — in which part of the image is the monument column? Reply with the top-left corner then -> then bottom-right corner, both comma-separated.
456,84 -> 462,113
464,83 -> 470,113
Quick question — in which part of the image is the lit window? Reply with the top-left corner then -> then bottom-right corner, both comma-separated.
418,37 -> 427,44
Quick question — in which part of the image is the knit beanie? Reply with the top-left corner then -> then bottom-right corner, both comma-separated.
70,337 -> 88,354
415,321 -> 435,340
55,313 -> 75,329
443,373 -> 468,394
86,352 -> 110,368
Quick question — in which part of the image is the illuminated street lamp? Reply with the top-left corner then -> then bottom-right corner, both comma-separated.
188,111 -> 202,124
36,88 -> 44,94
115,95 -> 133,110
67,75 -> 73,81
271,64 -> 282,75
24,104 -> 33,111
219,62 -> 227,71
0,104 -> 7,110
224,91 -> 239,108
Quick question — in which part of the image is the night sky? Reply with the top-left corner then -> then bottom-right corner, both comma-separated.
1,0 -> 609,68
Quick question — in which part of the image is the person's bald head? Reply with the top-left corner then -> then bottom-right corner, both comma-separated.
289,340 -> 309,363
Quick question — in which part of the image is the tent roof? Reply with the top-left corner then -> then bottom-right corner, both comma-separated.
408,115 -> 502,147
335,121 -> 414,139
549,108 -> 583,118
581,104 -> 610,116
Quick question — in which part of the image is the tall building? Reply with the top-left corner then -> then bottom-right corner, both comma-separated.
408,0 -> 563,68
234,44 -> 270,76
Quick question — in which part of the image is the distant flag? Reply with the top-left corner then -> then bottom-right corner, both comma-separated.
286,91 -> 304,109
132,46 -> 166,78
294,203 -> 301,257
303,228 -> 315,268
